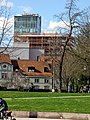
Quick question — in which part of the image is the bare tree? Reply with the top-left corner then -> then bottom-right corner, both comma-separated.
55,0 -> 84,92
49,6 -> 90,92
49,34 -> 62,91
0,0 -> 13,53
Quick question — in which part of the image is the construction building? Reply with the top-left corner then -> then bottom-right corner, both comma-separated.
14,33 -> 64,60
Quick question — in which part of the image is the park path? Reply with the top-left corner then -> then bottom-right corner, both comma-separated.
4,95 -> 90,100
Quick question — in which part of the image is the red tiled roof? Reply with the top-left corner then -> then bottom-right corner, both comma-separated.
38,56 -> 52,62
12,60 -> 52,77
23,72 -> 52,77
0,54 -> 11,64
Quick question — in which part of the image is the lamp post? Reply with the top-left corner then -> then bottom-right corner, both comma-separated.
84,65 -> 87,71
52,59 -> 55,92
83,65 -> 89,86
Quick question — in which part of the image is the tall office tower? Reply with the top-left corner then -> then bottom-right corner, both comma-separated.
14,14 -> 41,36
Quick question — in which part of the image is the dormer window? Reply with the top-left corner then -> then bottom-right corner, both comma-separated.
15,69 -> 19,72
44,67 -> 49,72
28,67 -> 35,72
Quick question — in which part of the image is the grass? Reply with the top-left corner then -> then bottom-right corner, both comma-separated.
0,91 -> 90,113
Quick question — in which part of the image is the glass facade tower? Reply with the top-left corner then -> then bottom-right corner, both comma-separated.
14,14 -> 41,35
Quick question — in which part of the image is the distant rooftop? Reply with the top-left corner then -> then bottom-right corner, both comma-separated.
14,14 -> 41,17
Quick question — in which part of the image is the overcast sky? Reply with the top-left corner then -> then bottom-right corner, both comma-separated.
0,0 -> 90,32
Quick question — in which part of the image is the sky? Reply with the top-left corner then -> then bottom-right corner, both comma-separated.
0,0 -> 90,32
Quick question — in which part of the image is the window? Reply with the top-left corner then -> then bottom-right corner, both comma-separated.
2,73 -> 7,79
28,67 -> 35,72
15,69 -> 19,72
3,64 -> 7,68
44,79 -> 49,83
44,67 -> 49,72
2,64 -> 7,69
35,79 -> 39,83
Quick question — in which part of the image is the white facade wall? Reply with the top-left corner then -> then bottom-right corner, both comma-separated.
11,42 -> 29,60
0,43 -> 44,60
0,43 -> 29,60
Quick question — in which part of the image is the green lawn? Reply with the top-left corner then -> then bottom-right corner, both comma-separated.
0,91 -> 90,113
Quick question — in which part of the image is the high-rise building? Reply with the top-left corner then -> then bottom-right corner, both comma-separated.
14,14 -> 41,35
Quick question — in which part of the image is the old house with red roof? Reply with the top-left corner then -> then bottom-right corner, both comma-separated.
0,54 -> 13,86
0,54 -> 53,91
12,59 -> 52,91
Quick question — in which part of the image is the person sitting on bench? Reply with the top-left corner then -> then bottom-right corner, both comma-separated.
0,98 -> 8,118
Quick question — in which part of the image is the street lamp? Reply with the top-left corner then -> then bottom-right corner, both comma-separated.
52,60 -> 55,92
84,65 -> 87,71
